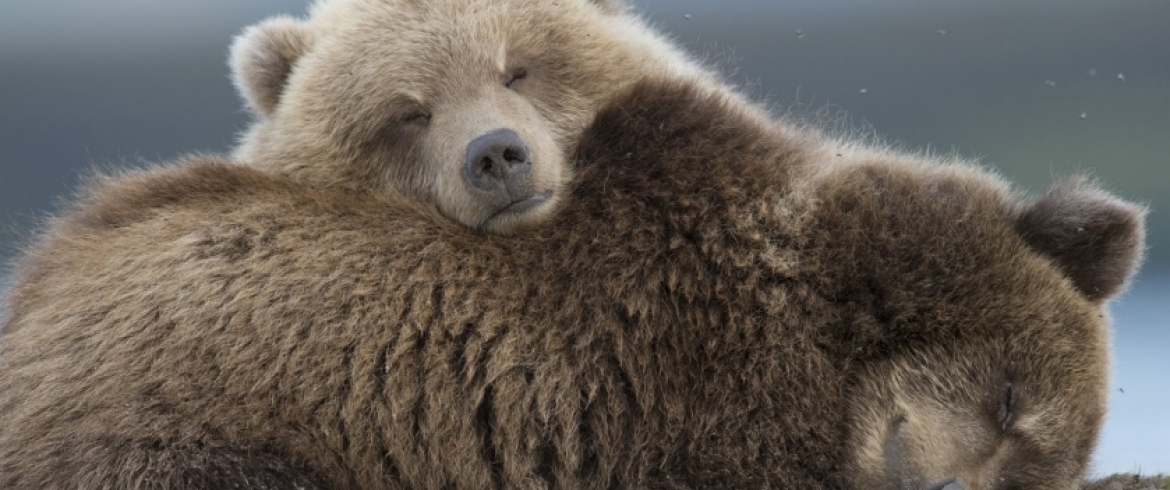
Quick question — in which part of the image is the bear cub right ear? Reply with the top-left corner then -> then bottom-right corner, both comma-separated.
1015,178 -> 1147,302
229,16 -> 315,118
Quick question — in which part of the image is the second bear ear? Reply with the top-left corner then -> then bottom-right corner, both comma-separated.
229,16 -> 315,118
1015,178 -> 1146,302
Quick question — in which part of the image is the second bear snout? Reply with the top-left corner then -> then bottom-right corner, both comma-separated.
465,128 -> 532,194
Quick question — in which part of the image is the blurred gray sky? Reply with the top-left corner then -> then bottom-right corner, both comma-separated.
0,0 -> 1168,477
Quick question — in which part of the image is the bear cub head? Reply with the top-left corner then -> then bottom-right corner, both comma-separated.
229,0 -> 707,234
836,176 -> 1146,490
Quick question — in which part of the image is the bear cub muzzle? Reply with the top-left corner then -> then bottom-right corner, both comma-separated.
464,128 -> 552,221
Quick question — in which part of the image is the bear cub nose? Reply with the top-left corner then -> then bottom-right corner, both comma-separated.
465,128 -> 531,192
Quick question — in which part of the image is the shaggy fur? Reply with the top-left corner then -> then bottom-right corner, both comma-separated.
229,0 -> 744,234
0,79 -> 1144,490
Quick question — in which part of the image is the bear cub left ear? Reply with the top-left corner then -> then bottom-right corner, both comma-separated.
229,16 -> 315,118
1015,177 -> 1146,302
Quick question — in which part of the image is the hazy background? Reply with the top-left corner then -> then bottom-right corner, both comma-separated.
1,0 -> 1166,476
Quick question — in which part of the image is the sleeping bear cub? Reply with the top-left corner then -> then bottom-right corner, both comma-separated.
229,0 -> 740,233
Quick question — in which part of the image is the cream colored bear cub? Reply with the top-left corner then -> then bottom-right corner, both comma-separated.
229,0 -> 721,233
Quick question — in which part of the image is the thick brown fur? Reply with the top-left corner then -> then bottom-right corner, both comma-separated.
0,79 -> 1144,489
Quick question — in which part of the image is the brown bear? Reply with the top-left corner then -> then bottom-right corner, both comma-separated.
0,76 -> 1144,489
227,0 -> 748,234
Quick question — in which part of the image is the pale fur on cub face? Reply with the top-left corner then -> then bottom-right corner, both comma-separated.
230,0 -> 719,234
